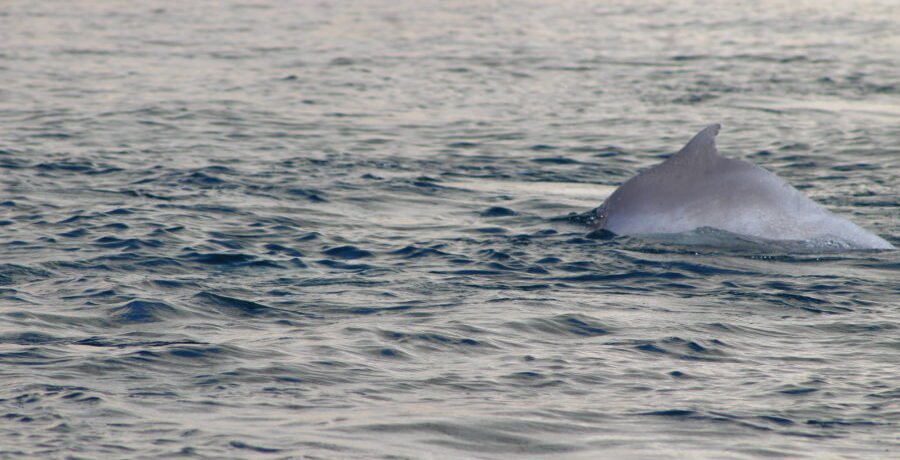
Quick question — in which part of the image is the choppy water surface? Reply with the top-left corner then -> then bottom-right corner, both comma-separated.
1,0 -> 899,458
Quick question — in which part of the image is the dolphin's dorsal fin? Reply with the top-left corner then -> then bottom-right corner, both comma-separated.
672,123 -> 721,161
597,123 -> 894,249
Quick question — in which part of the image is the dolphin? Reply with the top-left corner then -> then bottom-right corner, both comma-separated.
593,124 -> 894,250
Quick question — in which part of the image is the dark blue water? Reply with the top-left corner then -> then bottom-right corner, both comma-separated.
1,0 -> 898,458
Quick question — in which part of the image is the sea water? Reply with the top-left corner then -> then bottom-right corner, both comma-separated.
1,0 -> 898,458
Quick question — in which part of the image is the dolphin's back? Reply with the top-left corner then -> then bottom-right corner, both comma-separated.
597,125 -> 893,249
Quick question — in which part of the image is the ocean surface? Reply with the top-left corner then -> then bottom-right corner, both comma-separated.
1,0 -> 898,458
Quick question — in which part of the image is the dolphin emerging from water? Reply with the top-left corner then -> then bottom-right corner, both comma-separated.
593,124 -> 894,250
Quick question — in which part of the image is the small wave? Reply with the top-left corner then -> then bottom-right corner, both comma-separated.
630,227 -> 887,253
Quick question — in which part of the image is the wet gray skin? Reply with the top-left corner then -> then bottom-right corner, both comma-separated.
594,124 -> 894,249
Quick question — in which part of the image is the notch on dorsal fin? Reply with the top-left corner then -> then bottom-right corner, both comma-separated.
673,123 -> 721,161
